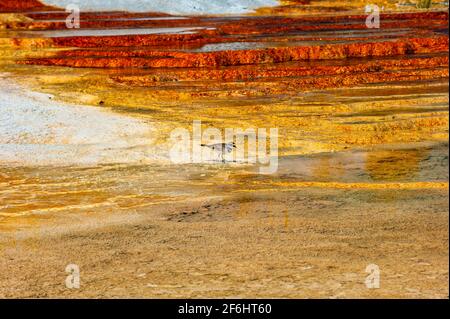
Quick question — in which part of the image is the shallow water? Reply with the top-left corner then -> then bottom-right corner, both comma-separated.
22,26 -> 211,38
40,0 -> 279,14
0,7 -> 448,222
36,17 -> 190,23
1,139 -> 447,219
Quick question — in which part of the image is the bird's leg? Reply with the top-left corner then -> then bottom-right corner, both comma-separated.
222,145 -> 226,163
216,150 -> 222,163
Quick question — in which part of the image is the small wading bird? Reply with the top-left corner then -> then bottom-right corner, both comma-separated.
201,142 -> 236,163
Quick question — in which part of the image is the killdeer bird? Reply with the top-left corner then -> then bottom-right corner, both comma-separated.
201,142 -> 236,163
